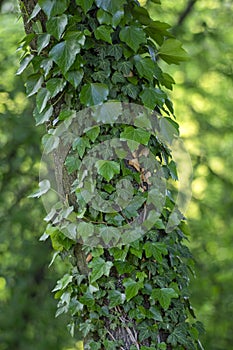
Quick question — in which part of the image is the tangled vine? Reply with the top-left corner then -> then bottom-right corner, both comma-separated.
18,0 -> 204,349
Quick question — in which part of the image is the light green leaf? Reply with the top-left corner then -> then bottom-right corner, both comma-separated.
46,14 -> 68,40
95,0 -> 126,15
49,40 -> 81,73
94,25 -> 113,44
76,0 -> 94,13
96,160 -> 120,181
99,226 -> 120,245
89,257 -> 113,283
38,0 -> 70,18
42,134 -> 60,153
65,155 -> 81,173
52,274 -> 73,292
64,69 -> 84,88
135,56 -> 156,81
120,126 -> 150,145
46,78 -> 66,98
123,278 -> 142,301
159,39 -> 188,65
79,83 -> 109,106
119,26 -> 147,52
140,87 -> 166,110
77,221 -> 94,241
151,288 -> 178,310
28,180 -> 50,198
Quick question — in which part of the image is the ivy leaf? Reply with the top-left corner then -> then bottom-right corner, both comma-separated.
140,87 -> 166,110
120,126 -> 150,145
151,288 -> 178,310
96,160 -> 120,181
34,105 -> 53,125
46,14 -> 68,40
94,25 -> 113,44
26,74 -> 43,97
88,257 -> 113,283
86,126 -> 100,142
123,278 -> 142,301
76,0 -> 94,14
28,180 -> 50,198
65,155 -> 81,173
37,33 -> 51,54
46,78 -> 66,98
159,39 -> 188,65
52,274 -> 73,292
16,54 -> 34,75
95,0 -> 126,15
108,290 -> 125,308
132,6 -> 152,25
135,56 -> 156,81
38,0 -> 70,18
77,221 -> 94,241
42,134 -> 60,154
119,26 -> 147,52
49,40 -> 81,73
143,242 -> 167,263
145,21 -> 172,46
79,83 -> 109,106
64,69 -> 84,88
36,88 -> 51,113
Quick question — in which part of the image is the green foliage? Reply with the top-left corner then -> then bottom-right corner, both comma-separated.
17,0 -> 203,349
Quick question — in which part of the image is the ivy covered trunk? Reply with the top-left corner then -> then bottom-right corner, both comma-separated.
18,1 -> 203,349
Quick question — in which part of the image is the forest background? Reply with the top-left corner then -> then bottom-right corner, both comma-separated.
0,0 -> 232,349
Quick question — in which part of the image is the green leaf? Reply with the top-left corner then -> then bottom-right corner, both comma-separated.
80,291 -> 95,307
143,242 -> 167,263
36,88 -> 51,113
119,26 -> 147,52
46,14 -> 68,40
37,33 -> 51,54
28,180 -> 50,198
140,87 -> 166,110
38,0 -> 70,18
49,40 -> 81,73
77,221 -> 94,241
95,0 -> 126,15
123,278 -> 142,301
88,257 -> 113,283
86,126 -> 100,142
16,54 -> 34,75
96,160 -> 120,181
76,0 -> 94,13
132,6 -> 152,25
159,39 -> 188,65
64,69 -> 84,88
42,134 -> 60,153
52,274 -> 73,292
73,136 -> 90,158
108,290 -> 125,308
94,25 -> 113,44
97,9 -> 112,25
120,126 -> 150,145
151,288 -> 178,310
135,56 -> 156,81
46,78 -> 66,98
26,74 -> 43,97
34,105 -> 53,125
145,21 -> 171,45
79,83 -> 109,106
40,58 -> 53,77
65,155 -> 81,173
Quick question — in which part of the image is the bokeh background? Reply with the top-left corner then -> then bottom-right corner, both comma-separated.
0,0 -> 232,349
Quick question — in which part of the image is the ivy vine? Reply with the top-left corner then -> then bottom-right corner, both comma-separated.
18,0 -> 204,349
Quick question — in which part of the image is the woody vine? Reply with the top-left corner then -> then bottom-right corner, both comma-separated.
18,0 -> 204,349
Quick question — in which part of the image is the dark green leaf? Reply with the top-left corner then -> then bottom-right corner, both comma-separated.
132,6 -> 152,25
16,54 -> 34,75
108,290 -> 125,308
123,278 -> 142,301
34,105 -> 53,125
76,0 -> 94,13
95,0 -> 126,15
119,26 -> 147,52
37,33 -> 51,54
38,0 -> 70,18
159,39 -> 188,65
46,78 -> 66,98
135,56 -> 156,81
140,87 -> 166,109
65,155 -> 81,173
151,288 -> 178,310
36,88 -> 51,113
46,14 -> 68,40
49,40 -> 81,73
64,69 -> 84,88
26,74 -> 43,97
79,83 -> 109,106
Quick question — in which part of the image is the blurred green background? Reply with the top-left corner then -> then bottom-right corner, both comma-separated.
0,1 -> 232,349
